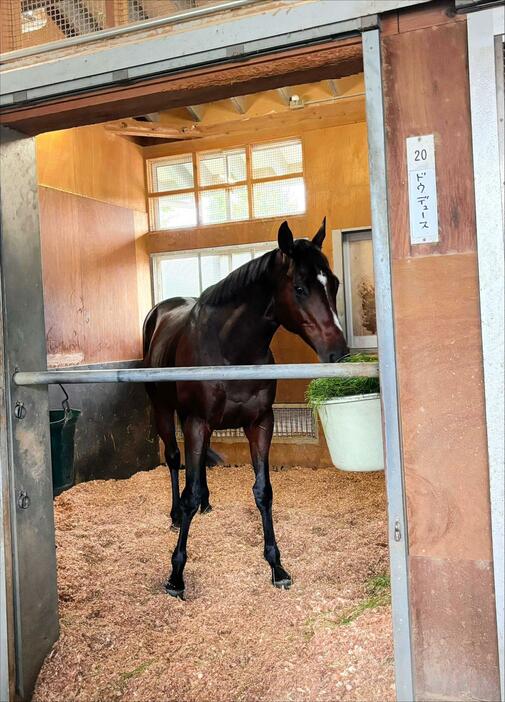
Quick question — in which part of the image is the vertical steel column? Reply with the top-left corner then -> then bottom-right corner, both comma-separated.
467,9 -> 505,700
0,127 -> 59,700
1,287 -> 15,702
363,30 -> 414,701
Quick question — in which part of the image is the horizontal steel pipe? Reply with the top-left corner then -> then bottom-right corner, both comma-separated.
13,363 -> 378,386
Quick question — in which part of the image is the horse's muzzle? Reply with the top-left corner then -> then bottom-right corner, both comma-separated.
318,344 -> 350,363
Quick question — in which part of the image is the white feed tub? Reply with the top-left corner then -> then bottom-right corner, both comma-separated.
317,393 -> 384,472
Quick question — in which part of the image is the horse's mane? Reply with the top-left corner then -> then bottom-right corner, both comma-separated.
200,248 -> 278,306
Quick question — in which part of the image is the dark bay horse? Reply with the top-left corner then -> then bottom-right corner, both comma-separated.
143,219 -> 349,597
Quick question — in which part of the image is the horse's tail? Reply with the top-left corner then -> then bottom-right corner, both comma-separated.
142,304 -> 159,362
206,447 -> 224,467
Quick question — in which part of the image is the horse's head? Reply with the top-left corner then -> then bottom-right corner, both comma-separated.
273,218 -> 349,363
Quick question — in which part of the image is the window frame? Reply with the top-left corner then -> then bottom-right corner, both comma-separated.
151,240 -> 276,303
341,227 -> 378,351
146,137 -> 305,231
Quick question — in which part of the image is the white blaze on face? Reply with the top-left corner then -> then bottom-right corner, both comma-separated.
317,271 -> 343,331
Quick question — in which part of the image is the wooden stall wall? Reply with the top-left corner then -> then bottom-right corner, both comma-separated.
144,118 -> 371,466
382,4 -> 500,700
36,125 -> 150,367
36,125 -> 158,481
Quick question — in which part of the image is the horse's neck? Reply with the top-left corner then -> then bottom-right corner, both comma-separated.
204,282 -> 279,363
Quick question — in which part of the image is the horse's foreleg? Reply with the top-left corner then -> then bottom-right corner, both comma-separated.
245,411 -> 292,589
165,417 -> 210,598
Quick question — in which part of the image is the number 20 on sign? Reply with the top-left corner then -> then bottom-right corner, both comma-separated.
406,134 -> 440,245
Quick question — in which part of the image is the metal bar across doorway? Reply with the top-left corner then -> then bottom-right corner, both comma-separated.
13,363 -> 379,386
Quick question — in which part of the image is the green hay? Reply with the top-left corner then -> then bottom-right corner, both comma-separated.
305,353 -> 380,409
302,574 -> 391,638
338,574 -> 391,626
119,660 -> 156,681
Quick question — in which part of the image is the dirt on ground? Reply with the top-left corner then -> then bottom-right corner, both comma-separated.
34,465 -> 394,702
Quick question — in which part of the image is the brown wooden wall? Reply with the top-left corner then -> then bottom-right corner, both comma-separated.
382,4 -> 500,699
36,125 -> 150,366
144,120 -> 371,405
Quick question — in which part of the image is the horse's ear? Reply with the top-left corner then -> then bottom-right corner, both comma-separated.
278,221 -> 294,256
312,217 -> 326,249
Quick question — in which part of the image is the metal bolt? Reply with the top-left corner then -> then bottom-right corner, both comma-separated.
394,519 -> 402,542
14,401 -> 26,420
17,490 -> 30,509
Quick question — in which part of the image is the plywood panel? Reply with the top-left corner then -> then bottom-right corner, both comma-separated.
36,129 -> 77,195
133,210 -> 152,335
393,253 -> 492,562
39,187 -> 142,364
36,125 -> 147,213
77,195 -> 141,363
382,21 -> 476,258
39,187 -> 84,360
410,556 -> 500,701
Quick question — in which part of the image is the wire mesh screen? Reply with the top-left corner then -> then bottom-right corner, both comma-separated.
151,156 -> 194,193
199,185 -> 249,225
251,139 -> 303,179
175,405 -> 318,442
199,148 -> 247,187
252,177 -> 306,218
0,0 -> 236,54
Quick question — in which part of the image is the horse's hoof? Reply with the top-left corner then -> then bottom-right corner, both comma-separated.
164,581 -> 185,599
272,566 -> 292,590
273,578 -> 292,590
200,504 -> 213,515
170,522 -> 180,532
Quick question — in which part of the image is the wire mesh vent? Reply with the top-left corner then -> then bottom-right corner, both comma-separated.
175,404 -> 318,442
1,1 -> 236,54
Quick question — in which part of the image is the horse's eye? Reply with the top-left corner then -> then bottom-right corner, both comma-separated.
294,285 -> 305,296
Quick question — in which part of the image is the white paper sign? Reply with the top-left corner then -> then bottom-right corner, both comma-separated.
406,134 -> 439,244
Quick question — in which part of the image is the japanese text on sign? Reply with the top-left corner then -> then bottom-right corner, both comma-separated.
406,134 -> 439,244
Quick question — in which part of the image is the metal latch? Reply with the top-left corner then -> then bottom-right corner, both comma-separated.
17,490 -> 30,509
394,519 -> 402,542
14,401 -> 26,420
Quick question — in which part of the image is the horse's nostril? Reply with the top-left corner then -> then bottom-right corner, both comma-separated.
329,352 -> 339,363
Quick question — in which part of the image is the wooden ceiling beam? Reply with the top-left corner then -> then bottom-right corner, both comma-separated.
104,118 -> 202,139
144,96 -> 366,152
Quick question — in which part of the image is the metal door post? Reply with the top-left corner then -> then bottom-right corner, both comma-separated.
363,29 -> 415,702
0,126 -> 59,701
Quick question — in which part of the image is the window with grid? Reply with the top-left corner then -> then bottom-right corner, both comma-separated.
152,242 -> 274,302
147,139 -> 305,231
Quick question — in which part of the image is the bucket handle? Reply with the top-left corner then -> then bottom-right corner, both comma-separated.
59,384 -> 72,424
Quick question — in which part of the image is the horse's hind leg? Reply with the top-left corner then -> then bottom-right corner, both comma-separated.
199,465 -> 212,514
165,417 -> 210,598
155,408 -> 182,530
244,410 -> 291,589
